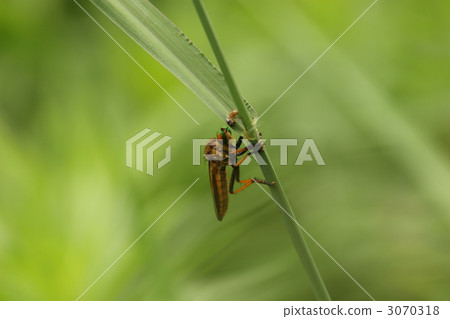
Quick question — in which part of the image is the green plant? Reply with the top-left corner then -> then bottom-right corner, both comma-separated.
89,0 -> 330,300
193,0 -> 330,300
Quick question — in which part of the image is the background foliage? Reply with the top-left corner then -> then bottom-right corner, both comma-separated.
0,0 -> 449,300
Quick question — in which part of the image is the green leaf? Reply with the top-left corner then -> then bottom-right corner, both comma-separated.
89,0 -> 258,134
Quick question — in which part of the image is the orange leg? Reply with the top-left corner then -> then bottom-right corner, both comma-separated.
228,136 -> 273,194
230,177 -> 274,194
229,161 -> 274,194
234,152 -> 251,166
229,139 -> 265,165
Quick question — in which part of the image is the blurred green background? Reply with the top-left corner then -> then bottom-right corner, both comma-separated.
1,0 -> 449,300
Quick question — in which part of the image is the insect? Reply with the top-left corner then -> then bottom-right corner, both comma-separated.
226,109 -> 239,127
204,111 -> 274,221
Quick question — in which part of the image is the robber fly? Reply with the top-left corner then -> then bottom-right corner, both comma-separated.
204,111 -> 274,221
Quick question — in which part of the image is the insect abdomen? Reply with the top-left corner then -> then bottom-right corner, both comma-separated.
209,162 -> 229,221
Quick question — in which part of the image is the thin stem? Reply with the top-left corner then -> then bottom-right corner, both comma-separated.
193,0 -> 256,139
258,151 -> 331,300
193,0 -> 331,300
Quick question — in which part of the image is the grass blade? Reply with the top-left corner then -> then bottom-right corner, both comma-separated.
89,0 -> 258,134
193,0 -> 331,300
193,0 -> 256,139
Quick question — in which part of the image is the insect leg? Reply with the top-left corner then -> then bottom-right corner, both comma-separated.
229,162 -> 274,194
232,138 -> 265,157
235,136 -> 243,149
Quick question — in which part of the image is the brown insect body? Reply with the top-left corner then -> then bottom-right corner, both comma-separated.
204,128 -> 232,221
205,111 -> 274,221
